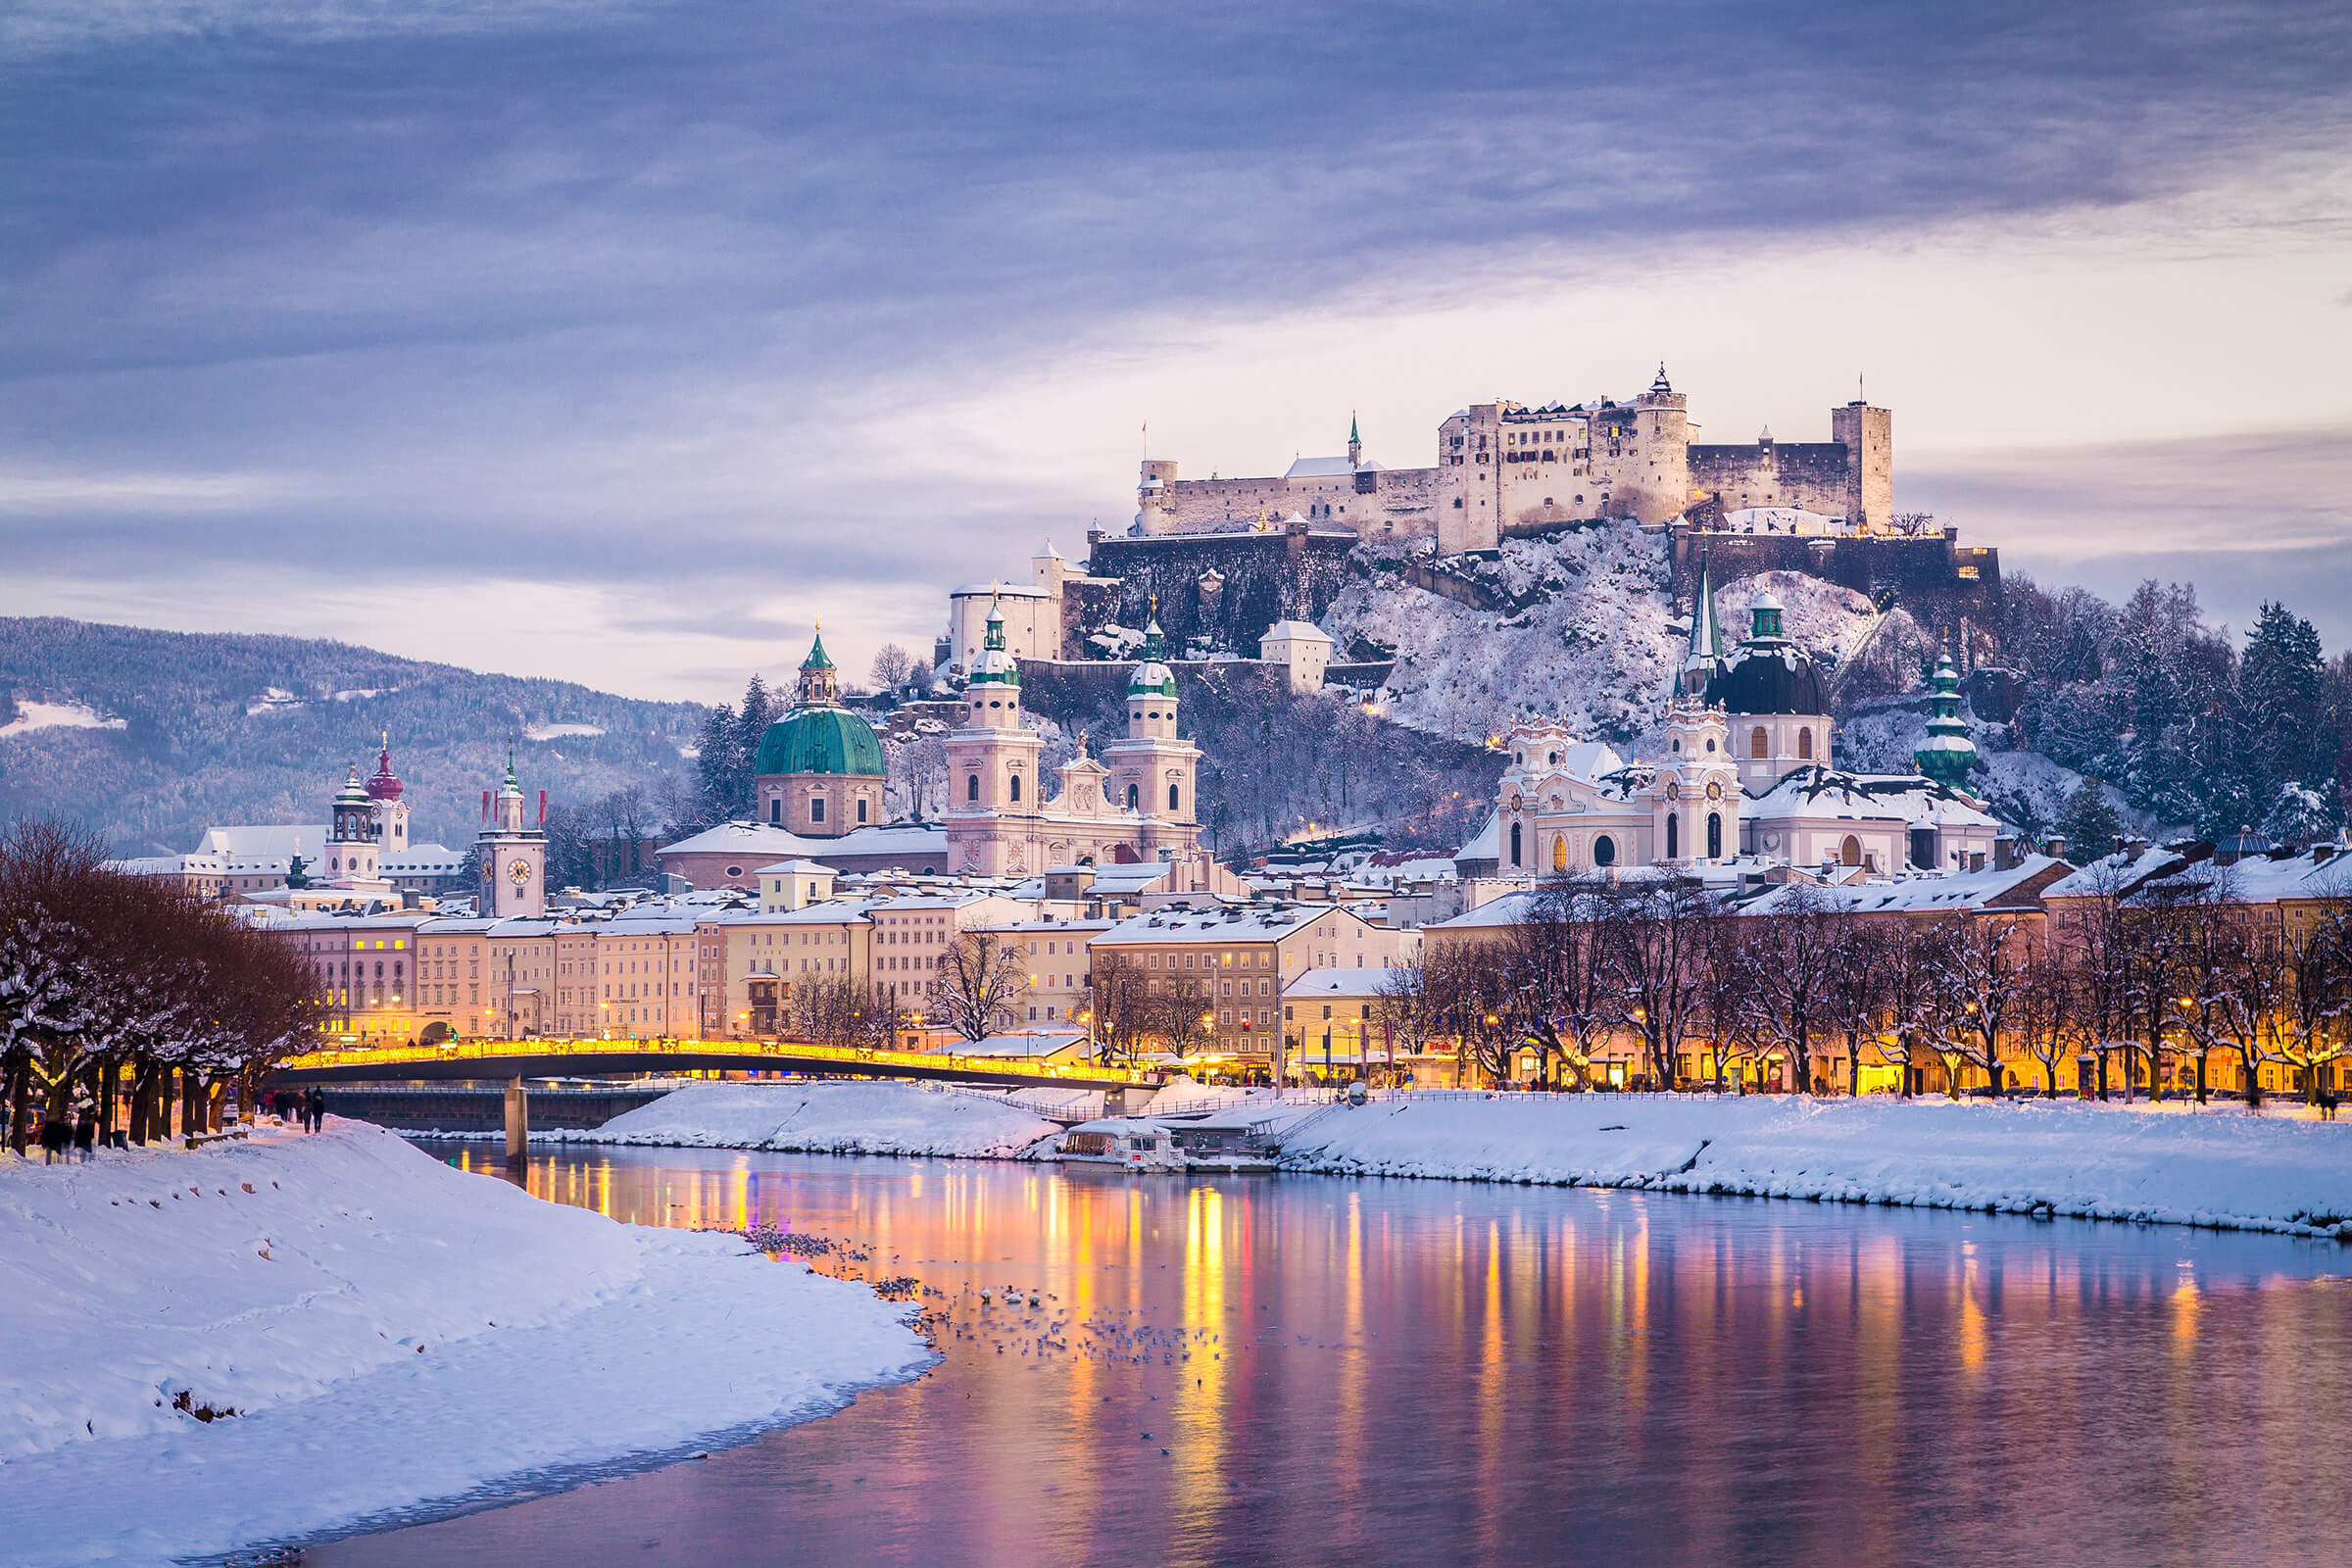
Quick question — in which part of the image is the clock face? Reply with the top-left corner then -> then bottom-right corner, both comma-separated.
507,858 -> 531,887
1705,780 -> 1723,801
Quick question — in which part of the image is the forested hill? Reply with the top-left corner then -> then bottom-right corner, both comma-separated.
0,618 -> 702,856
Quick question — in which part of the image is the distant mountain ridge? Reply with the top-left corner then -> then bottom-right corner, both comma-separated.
0,617 -> 703,856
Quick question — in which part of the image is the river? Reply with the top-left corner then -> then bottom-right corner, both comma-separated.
312,1146 -> 2352,1566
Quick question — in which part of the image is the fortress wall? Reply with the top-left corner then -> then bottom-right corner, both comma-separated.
1086,531 -> 1358,655
1689,442 -> 1855,516
1670,528 -> 2001,631
1154,466 -> 1441,538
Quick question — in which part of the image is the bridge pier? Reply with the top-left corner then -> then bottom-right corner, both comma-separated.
504,1078 -> 527,1164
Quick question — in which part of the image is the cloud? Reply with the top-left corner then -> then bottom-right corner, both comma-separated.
0,0 -> 2345,697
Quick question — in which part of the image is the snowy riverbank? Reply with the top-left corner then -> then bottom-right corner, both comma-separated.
564,1080 -> 1060,1157
1274,1094 -> 2352,1237
0,1121 -> 929,1567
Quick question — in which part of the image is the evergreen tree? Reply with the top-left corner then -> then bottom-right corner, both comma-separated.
725,674 -> 776,819
694,703 -> 740,821
2239,601 -> 2327,803
2055,776 -> 2122,861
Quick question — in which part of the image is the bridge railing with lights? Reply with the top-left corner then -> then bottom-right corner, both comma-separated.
279,1034 -> 1151,1085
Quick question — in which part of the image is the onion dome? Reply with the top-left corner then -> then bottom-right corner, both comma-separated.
1713,591 -> 1829,716
365,733 -> 404,801
1129,617 -> 1177,698
966,596 -> 1021,691
1912,654 -> 1978,787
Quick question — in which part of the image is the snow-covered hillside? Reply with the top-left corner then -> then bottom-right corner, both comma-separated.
1326,525 -> 1890,753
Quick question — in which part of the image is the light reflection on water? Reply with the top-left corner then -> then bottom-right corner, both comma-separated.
315,1146 -> 2352,1567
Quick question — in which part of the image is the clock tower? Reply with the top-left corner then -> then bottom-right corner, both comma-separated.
476,750 -> 547,917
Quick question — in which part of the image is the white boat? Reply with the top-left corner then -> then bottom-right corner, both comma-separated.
1057,1120 -> 1183,1172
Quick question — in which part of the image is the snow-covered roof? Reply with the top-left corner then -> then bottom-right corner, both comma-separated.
1283,966 -> 1400,999
1094,903 -> 1355,946
754,858 -> 836,875
1736,856 -> 2067,917
1261,619 -> 1335,645
196,824 -> 328,858
951,582 -> 1051,600
1283,456 -> 1385,478
659,821 -> 948,860
1744,766 -> 1995,828
1454,807 -> 1501,862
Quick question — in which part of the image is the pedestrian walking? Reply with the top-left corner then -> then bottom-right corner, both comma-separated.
73,1109 -> 96,1161
308,1087 -> 326,1133
38,1117 -> 70,1164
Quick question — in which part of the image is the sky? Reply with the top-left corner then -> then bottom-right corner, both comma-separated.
2,0 -> 2348,702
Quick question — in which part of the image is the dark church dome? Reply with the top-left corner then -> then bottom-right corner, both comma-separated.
1713,646 -> 1830,716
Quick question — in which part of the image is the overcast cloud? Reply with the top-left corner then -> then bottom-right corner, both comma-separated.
2,0 -> 2348,696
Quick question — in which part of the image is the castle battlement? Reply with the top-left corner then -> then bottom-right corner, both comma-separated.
1138,370 -> 1897,557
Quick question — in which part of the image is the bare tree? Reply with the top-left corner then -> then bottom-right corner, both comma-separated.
1503,880 -> 1615,1088
1426,942 -> 1520,1088
1818,918 -> 1889,1097
1747,886 -> 1844,1094
1150,973 -> 1215,1062
1932,915 -> 2033,1096
1081,953 -> 1153,1065
937,931 -> 1026,1041
1370,963 -> 1443,1082
1601,876 -> 1714,1090
2268,896 -> 2352,1106
869,643 -> 917,693
2011,941 -> 2081,1097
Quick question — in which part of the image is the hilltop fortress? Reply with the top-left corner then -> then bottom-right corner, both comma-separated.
1140,368 -> 1899,556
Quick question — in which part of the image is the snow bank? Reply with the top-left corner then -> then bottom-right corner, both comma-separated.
1278,1095 -> 2352,1237
570,1079 -> 1058,1157
0,1122 -> 927,1567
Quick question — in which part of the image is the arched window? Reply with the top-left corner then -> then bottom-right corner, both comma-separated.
1509,822 -> 1523,866
1009,774 -> 1022,803
1841,834 -> 1863,867
1707,811 -> 1722,859
1798,727 -> 1814,760
1126,784 -> 1139,809
1168,783 -> 1181,811
768,798 -> 781,825
1750,727 -> 1769,759
967,774 -> 980,803
1552,836 -> 1568,873
1667,814 -> 1679,858
1593,835 -> 1616,867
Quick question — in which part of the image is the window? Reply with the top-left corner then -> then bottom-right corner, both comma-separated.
858,799 -> 868,823
1667,814 -> 1679,858
967,774 -> 980,802
1798,728 -> 1814,760
1552,837 -> 1567,873
1707,812 -> 1722,859
1126,784 -> 1139,809
769,798 -> 781,824
1750,727 -> 1768,759
1841,835 -> 1863,867
810,797 -> 825,823
1509,822 -> 1523,866
1010,774 -> 1022,802
1593,835 -> 1616,867
1168,784 -> 1181,811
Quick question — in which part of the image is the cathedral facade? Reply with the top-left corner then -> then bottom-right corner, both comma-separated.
941,602 -> 1203,876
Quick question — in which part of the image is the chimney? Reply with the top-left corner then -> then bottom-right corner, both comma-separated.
1992,834 -> 2019,872
2124,836 -> 2149,860
1968,851 -> 1987,873
2043,834 -> 2068,862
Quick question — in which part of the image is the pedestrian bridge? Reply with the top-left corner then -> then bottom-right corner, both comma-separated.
273,1036 -> 1145,1091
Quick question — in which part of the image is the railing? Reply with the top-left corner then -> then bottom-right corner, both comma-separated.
280,1035 -> 1148,1085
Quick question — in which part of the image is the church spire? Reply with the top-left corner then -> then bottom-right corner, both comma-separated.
1348,413 -> 1362,470
1681,552 -> 1724,698
796,622 -> 841,708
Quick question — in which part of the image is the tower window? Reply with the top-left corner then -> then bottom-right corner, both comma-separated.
769,799 -> 781,824
1168,784 -> 1180,811
1010,774 -> 1022,802
1751,727 -> 1768,760
1667,814 -> 1679,858
1798,728 -> 1814,760
1707,812 -> 1723,859
1509,822 -> 1522,866
967,774 -> 980,802
1126,784 -> 1139,809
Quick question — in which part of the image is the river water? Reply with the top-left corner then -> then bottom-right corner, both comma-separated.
315,1147 -> 2352,1567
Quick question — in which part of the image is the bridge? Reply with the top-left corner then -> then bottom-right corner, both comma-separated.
272,1036 -> 1150,1158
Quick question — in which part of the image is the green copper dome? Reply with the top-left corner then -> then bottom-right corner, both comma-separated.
1128,617 -> 1177,697
754,707 -> 887,778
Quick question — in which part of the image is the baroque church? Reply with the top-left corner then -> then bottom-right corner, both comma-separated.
1492,561 -> 1997,880
942,600 -> 1205,875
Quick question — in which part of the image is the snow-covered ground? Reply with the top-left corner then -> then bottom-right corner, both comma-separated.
569,1080 -> 1059,1157
1324,527 -> 1885,751
525,721 -> 606,740
1276,1095 -> 2352,1237
0,699 -> 127,739
0,1121 -> 928,1567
